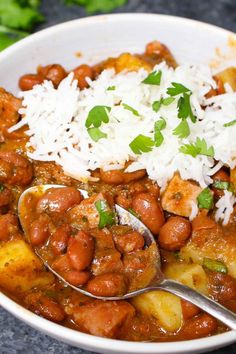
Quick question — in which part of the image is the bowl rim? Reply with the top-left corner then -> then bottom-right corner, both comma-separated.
0,12 -> 236,353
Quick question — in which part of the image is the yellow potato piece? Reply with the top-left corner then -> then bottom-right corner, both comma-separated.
164,262 -> 208,295
132,290 -> 182,332
0,239 -> 54,292
231,167 -> 236,189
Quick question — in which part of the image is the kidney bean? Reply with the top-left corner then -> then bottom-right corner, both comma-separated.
212,169 -> 230,198
132,192 -> 165,234
0,213 -> 18,241
86,273 -> 126,297
114,230 -> 145,253
50,224 -> 71,255
63,270 -> 90,286
26,293 -> 65,322
72,64 -> 94,89
0,151 -> 33,186
208,272 -> 236,302
51,254 -> 71,273
181,313 -> 217,339
158,216 -> 191,251
19,74 -> 44,91
29,214 -> 51,246
115,190 -> 132,209
38,64 -> 67,87
100,168 -> 146,185
67,231 -> 94,271
181,299 -> 200,320
36,187 -> 82,213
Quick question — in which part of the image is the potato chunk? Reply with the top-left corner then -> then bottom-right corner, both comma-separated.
132,290 -> 182,332
0,239 -> 54,292
161,174 -> 202,217
164,263 -> 208,295
215,67 -> 236,91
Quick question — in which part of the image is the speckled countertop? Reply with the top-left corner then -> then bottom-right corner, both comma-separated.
1,1 -> 236,353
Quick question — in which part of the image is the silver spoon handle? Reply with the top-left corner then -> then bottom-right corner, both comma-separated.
154,278 -> 236,330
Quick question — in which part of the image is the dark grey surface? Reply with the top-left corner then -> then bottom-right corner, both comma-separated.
1,0 -> 236,353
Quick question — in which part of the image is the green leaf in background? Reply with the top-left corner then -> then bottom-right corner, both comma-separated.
65,0 -> 127,13
0,25 -> 28,50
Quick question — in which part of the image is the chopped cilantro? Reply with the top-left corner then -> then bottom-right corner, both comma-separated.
212,181 -> 230,190
154,117 -> 166,131
203,257 -> 228,274
154,118 -> 166,147
152,100 -> 162,113
129,134 -> 154,155
152,97 -> 175,112
177,93 -> 196,123
85,105 -> 111,128
87,127 -> 107,142
197,188 -> 214,210
95,199 -> 116,228
107,85 -> 116,91
122,103 -> 139,117
142,70 -> 162,85
162,97 -> 175,105
223,119 -> 236,127
167,82 -> 190,96
179,138 -> 214,158
173,119 -> 190,138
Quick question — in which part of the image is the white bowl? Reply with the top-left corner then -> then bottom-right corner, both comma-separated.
0,13 -> 235,354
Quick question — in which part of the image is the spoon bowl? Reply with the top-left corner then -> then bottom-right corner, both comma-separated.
18,184 -> 236,329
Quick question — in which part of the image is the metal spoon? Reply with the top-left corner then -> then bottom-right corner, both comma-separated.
18,184 -> 236,330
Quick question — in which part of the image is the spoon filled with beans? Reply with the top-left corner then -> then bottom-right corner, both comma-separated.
18,184 -> 236,329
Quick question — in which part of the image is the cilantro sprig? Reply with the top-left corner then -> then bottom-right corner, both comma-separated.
167,82 -> 190,96
173,120 -> 190,139
152,97 -> 175,112
129,134 -> 154,155
95,199 -> 116,228
179,138 -> 214,158
154,118 -> 166,147
86,105 -> 111,142
142,70 -> 162,85
197,188 -> 214,209
223,119 -> 236,127
122,103 -> 140,117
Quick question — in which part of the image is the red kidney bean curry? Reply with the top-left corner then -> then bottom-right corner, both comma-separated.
0,41 -> 236,342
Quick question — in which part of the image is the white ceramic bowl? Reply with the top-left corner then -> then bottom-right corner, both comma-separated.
0,13 -> 236,354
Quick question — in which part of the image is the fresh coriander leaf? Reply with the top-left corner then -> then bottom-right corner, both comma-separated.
173,120 -> 190,138
87,127 -> 107,142
122,103 -> 139,117
212,180 -> 230,190
129,134 -> 154,155
179,143 -> 200,157
65,0 -> 127,13
223,119 -> 236,127
162,97 -> 175,105
107,86 -> 116,91
154,117 -> 166,131
203,257 -> 228,274
0,25 -> 28,50
0,0 -> 44,31
0,32 -> 17,50
167,82 -> 190,96
197,188 -> 214,209
142,70 -> 162,85
128,208 -> 140,219
154,130 -> 164,147
178,93 -> 196,123
152,100 -> 162,112
85,105 -> 111,128
95,199 -> 116,228
180,138 -> 214,158
195,137 -> 214,157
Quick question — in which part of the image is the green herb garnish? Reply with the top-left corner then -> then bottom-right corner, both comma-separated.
203,257 -> 228,274
177,93 -> 196,123
197,188 -> 214,210
95,199 -> 116,228
154,118 -> 166,147
129,134 -> 154,155
167,82 -> 190,96
152,100 -> 162,113
87,127 -> 107,142
85,105 -> 111,128
122,103 -> 139,117
152,97 -> 175,112
107,85 -> 116,91
142,70 -> 162,85
223,119 -> 236,127
65,0 -> 127,13
179,138 -> 214,158
173,119 -> 190,139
